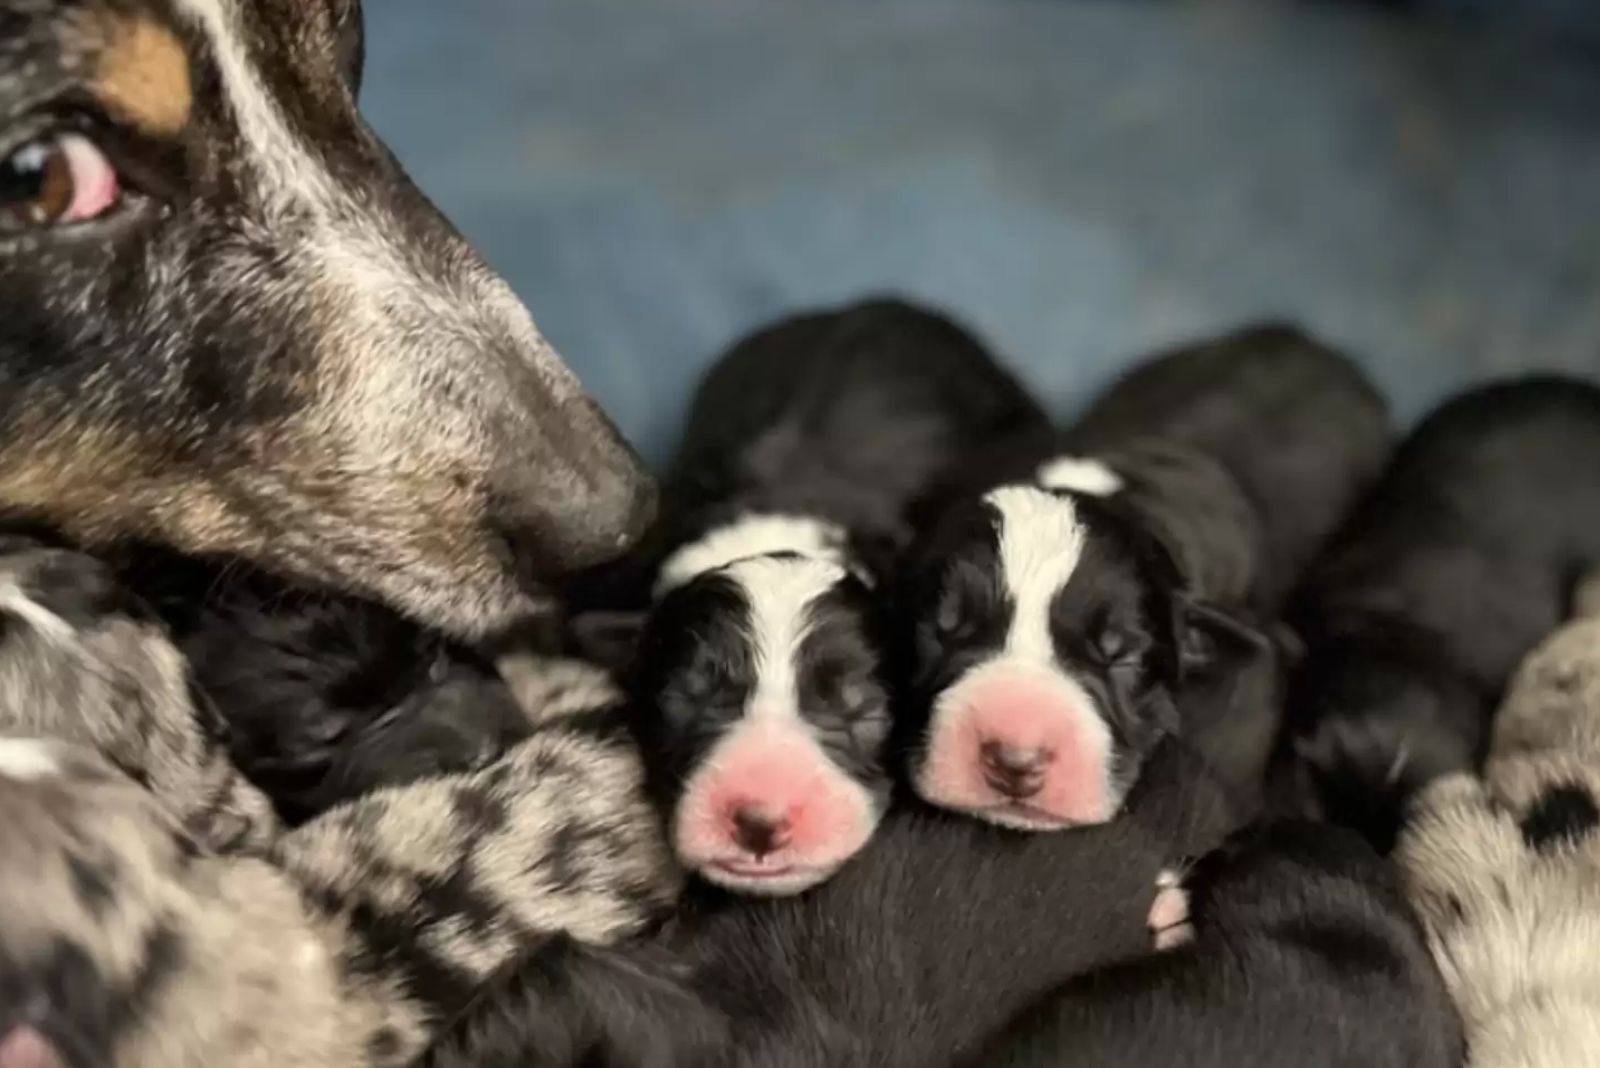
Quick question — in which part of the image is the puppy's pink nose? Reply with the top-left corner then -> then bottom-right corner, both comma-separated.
731,806 -> 792,857
980,741 -> 1052,800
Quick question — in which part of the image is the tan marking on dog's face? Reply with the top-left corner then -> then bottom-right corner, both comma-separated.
93,14 -> 194,138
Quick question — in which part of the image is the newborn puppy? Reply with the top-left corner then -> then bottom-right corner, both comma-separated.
571,298 -> 1045,892
972,821 -> 1463,1068
1397,608 -> 1600,1067
421,739 -> 1238,1068
899,323 -> 1384,831
0,661 -> 678,1068
0,536 -> 276,852
1286,376 -> 1600,852
119,548 -> 536,824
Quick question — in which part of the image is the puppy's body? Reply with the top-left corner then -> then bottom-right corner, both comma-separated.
424,740 -> 1237,1068
1063,323 -> 1390,610
974,822 -> 1462,1068
1288,377 -> 1600,850
899,323 -> 1376,828
1398,608 -> 1600,1068
0,659 -> 679,1068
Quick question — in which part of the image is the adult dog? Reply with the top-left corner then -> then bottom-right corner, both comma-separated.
0,0 -> 651,637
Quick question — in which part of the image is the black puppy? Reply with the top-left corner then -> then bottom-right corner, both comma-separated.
571,298 -> 1047,893
421,740 -> 1237,1068
971,821 -> 1463,1068
110,547 -> 534,823
898,324 -> 1386,830
1285,376 -> 1600,852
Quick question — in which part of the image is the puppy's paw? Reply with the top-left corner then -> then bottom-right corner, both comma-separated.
1148,868 -> 1194,951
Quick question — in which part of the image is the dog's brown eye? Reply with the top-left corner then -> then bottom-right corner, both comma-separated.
0,133 -> 121,231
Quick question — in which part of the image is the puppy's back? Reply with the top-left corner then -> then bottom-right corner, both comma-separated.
1066,323 -> 1391,608
974,822 -> 1463,1068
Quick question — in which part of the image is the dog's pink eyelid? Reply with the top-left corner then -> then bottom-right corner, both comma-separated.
58,134 -> 121,223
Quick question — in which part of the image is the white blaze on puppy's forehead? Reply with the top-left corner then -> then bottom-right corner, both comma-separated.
1036,455 -> 1124,498
656,514 -> 853,597
0,739 -> 61,781
723,555 -> 849,720
984,485 -> 1087,663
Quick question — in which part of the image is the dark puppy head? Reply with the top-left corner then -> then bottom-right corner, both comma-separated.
900,479 -> 1257,831
0,0 -> 651,636
629,542 -> 892,896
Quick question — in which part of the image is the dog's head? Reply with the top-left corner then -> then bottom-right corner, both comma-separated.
0,0 -> 653,636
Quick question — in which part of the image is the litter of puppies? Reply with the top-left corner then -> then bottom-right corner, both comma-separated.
4,3 -> 1600,1061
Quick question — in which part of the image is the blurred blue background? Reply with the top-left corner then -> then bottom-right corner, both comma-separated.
363,0 -> 1600,463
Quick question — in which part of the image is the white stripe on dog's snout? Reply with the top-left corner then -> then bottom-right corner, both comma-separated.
985,486 -> 1087,664
722,555 -> 847,725
169,0 -> 580,412
1036,455 -> 1124,498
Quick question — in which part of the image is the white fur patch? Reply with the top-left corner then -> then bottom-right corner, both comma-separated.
722,554 -> 848,724
655,514 -> 853,598
985,485 -> 1088,665
0,583 -> 75,646
0,739 -> 61,781
1036,455 -> 1125,498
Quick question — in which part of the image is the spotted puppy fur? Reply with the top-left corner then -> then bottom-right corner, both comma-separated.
1397,607 -> 1600,1068
0,535 -> 276,853
0,659 -> 679,1068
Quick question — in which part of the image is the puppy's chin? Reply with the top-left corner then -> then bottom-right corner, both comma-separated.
914,657 -> 1118,830
695,860 -> 841,897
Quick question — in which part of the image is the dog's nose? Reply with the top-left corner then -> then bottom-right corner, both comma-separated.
489,397 -> 658,575
731,806 -> 792,858
981,742 -> 1051,800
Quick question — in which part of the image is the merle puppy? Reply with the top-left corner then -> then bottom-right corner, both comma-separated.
572,299 -> 1047,894
1286,376 -> 1600,852
421,738 -> 1237,1068
897,324 -> 1385,830
971,821 -> 1463,1068
1397,601 -> 1600,1067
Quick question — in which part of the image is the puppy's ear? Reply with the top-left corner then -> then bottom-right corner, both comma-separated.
567,610 -> 648,674
1175,596 -> 1272,677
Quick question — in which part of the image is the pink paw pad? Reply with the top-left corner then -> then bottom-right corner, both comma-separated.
1148,868 -> 1195,951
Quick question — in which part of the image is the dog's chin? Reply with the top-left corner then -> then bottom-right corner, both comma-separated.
345,558 -> 550,641
696,859 -> 838,897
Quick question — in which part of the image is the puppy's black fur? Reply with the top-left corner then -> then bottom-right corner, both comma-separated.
918,321 -> 1391,616
422,740 -> 1238,1068
566,296 -> 1048,623
1285,376 -> 1600,852
116,547 -> 531,823
971,821 -> 1463,1068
